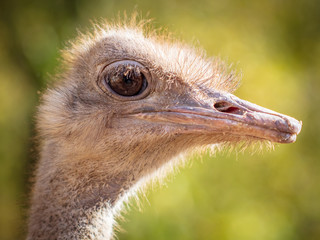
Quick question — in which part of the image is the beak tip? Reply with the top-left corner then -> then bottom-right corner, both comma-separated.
291,119 -> 302,135
287,133 -> 297,143
281,119 -> 302,143
298,120 -> 303,134
277,132 -> 297,144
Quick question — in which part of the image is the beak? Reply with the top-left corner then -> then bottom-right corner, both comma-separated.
131,92 -> 302,143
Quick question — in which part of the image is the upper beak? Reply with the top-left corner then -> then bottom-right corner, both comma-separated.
130,92 -> 302,143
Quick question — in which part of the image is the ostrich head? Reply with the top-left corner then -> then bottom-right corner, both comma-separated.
30,19 -> 302,239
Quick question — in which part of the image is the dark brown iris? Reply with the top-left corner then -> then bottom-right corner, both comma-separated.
107,65 -> 147,96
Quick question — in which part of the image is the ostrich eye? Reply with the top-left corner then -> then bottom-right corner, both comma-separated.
108,66 -> 146,96
100,60 -> 150,99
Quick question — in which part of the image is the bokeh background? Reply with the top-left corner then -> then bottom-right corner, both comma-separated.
0,0 -> 319,239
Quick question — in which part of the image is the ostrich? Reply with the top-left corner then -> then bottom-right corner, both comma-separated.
28,19 -> 302,240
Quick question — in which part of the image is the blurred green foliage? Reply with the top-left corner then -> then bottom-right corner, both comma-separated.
0,0 -> 319,239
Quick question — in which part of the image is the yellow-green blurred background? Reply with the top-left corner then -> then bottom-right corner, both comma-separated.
0,0 -> 319,239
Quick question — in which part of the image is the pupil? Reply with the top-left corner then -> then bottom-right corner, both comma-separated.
123,76 -> 133,85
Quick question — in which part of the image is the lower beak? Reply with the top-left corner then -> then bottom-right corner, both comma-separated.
131,93 -> 302,143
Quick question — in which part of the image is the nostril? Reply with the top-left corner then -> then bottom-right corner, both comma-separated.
214,102 -> 229,111
214,101 -> 244,115
224,106 -> 243,114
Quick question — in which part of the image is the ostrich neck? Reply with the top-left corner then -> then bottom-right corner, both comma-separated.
27,140 -> 138,240
27,133 -> 193,240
